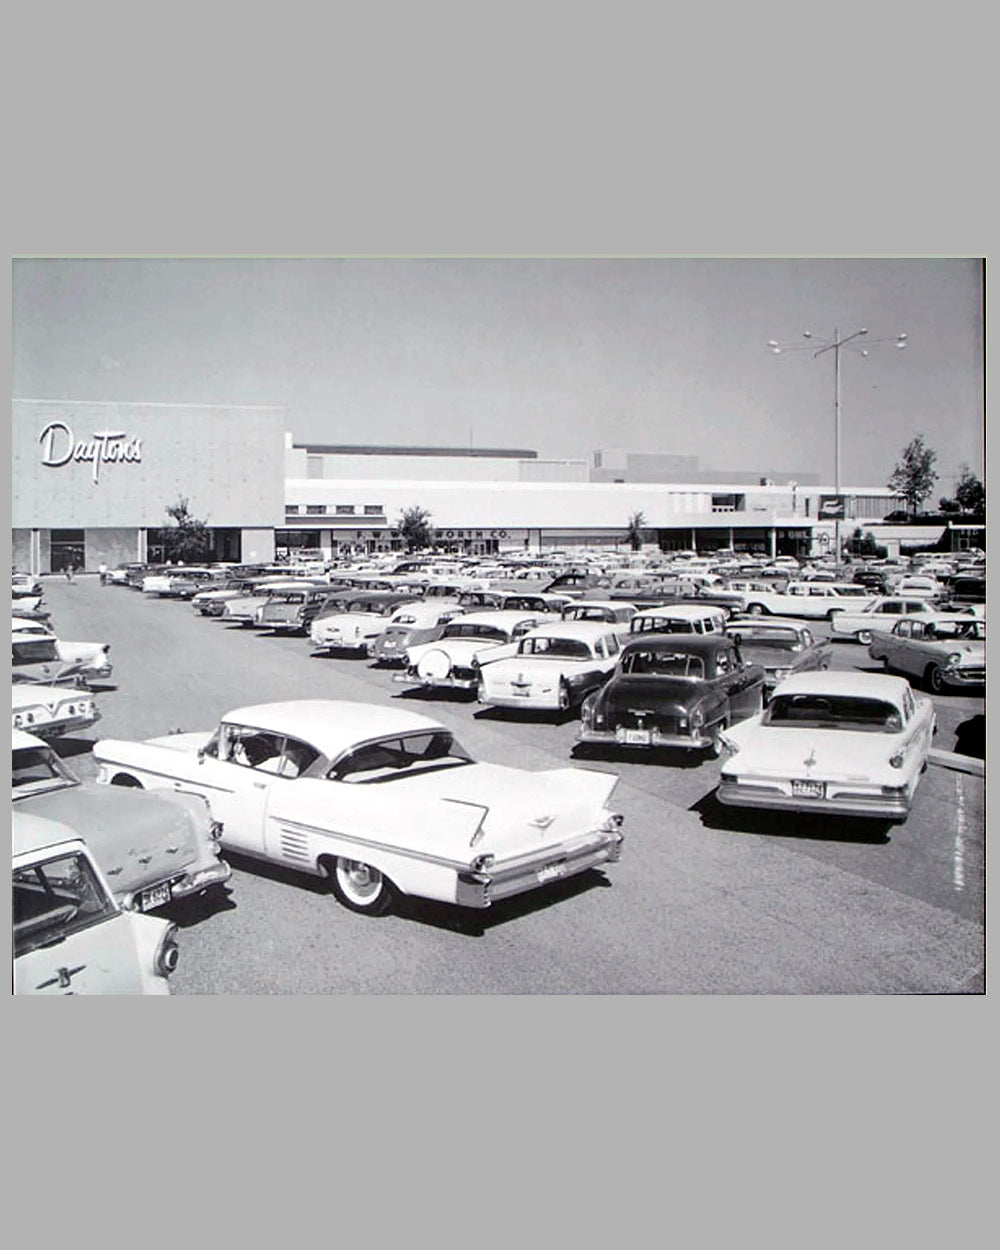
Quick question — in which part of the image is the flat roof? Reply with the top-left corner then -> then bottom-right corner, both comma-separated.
294,444 -> 537,459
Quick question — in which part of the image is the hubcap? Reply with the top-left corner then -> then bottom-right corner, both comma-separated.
339,859 -> 382,901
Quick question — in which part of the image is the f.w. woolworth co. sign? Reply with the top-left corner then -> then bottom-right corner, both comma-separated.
39,421 -> 143,485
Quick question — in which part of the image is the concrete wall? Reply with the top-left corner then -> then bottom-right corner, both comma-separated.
83,528 -> 143,572
13,400 -> 287,529
240,528 -> 275,564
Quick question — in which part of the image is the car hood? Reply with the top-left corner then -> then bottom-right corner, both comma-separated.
16,783 -> 206,899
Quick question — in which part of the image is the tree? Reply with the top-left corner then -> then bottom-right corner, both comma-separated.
626,510 -> 646,552
160,497 -> 212,563
886,435 -> 938,517
845,527 -> 886,558
938,496 -> 962,514
397,505 -> 435,551
954,464 -> 985,515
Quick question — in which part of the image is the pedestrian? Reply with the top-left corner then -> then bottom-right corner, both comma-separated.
98,562 -> 108,585
65,563 -> 75,582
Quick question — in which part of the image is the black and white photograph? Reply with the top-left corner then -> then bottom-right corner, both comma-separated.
11,256 -> 985,995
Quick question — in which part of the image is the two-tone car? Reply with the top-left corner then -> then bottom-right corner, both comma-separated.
476,620 -> 622,713
577,633 -> 765,755
628,603 -> 728,638
221,579 -> 328,626
91,700 -> 624,916
560,600 -> 638,641
868,615 -> 985,693
724,618 -> 832,699
12,572 -> 43,598
142,567 -> 217,597
255,585 -> 333,633
716,671 -> 936,823
827,596 -> 949,645
13,728 -> 231,912
13,812 -> 180,995
395,610 -> 560,693
368,601 -> 467,665
309,591 -> 423,655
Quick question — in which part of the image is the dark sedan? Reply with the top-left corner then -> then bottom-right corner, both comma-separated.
577,634 -> 765,756
724,618 -> 832,699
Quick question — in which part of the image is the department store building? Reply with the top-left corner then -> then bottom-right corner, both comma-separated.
13,399 -> 911,573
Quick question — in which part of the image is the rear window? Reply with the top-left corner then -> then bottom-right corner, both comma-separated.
620,649 -> 706,678
763,694 -> 902,732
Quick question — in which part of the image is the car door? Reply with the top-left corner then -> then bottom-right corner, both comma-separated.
719,643 -> 762,720
179,723 -> 280,855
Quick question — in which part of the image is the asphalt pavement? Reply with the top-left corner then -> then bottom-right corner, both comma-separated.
36,575 -> 985,993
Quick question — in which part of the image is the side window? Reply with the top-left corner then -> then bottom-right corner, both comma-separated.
790,585 -> 806,596
715,650 -> 731,674
605,634 -> 620,656
809,586 -> 828,597
277,737 -> 320,778
226,726 -> 285,772
910,623 -> 925,640
895,621 -> 912,638
802,628 -> 814,646
883,602 -> 902,615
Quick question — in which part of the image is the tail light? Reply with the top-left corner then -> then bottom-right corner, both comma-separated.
155,924 -> 180,976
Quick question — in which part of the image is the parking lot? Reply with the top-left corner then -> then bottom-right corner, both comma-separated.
40,574 -> 985,994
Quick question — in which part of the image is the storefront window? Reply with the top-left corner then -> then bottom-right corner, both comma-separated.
49,529 -> 85,573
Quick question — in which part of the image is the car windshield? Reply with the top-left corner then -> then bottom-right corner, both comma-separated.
518,636 -> 592,658
620,650 -> 706,678
12,745 -> 77,796
329,731 -> 474,783
763,694 -> 903,732
926,620 -> 984,640
13,639 -> 60,663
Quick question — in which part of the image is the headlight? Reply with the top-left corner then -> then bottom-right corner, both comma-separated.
945,652 -> 962,668
773,668 -> 790,680
470,853 -> 495,871
889,750 -> 905,769
600,812 -> 624,831
13,713 -> 23,727
690,707 -> 705,731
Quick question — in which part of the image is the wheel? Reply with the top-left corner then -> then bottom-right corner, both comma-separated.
925,664 -> 946,695
328,857 -> 394,915
746,603 -> 765,616
856,629 -> 873,645
111,774 -> 143,787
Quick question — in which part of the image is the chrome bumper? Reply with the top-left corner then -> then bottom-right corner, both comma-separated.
716,780 -> 910,820
455,828 -> 624,908
577,725 -> 713,750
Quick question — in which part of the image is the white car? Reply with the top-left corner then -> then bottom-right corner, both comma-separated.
13,812 -> 179,995
868,615 -> 985,692
308,592 -> 423,654
477,620 -> 622,712
12,681 -> 101,737
827,596 -> 949,645
889,575 -> 950,604
716,671 -> 936,823
91,700 -> 625,916
396,610 -> 560,693
11,619 -> 113,683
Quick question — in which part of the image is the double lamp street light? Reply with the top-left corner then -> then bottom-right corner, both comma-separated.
767,327 -> 908,559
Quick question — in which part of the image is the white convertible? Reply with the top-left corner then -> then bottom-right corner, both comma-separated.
716,671 -> 935,823
92,700 -> 624,915
827,596 -> 953,644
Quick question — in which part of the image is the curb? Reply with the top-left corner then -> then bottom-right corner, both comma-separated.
928,748 -> 985,777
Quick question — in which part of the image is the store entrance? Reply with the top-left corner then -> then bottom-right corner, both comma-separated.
50,529 -> 85,573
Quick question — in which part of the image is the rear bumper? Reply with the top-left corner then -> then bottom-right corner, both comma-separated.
716,779 -> 910,820
455,828 -> 624,908
577,725 -> 713,750
22,708 -> 102,737
394,671 -> 478,691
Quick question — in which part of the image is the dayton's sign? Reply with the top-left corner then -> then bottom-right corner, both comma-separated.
39,421 -> 143,485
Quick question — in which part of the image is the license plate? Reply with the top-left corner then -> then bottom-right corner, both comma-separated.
537,862 -> 567,883
138,881 -> 172,911
510,687 -> 531,696
619,728 -> 651,746
791,779 -> 825,798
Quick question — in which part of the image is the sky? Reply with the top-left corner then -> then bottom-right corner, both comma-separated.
12,257 -> 984,494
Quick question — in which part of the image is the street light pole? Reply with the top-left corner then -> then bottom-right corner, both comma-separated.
768,327 -> 907,564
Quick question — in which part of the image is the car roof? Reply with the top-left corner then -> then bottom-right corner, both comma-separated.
622,633 -> 733,655
519,620 -> 620,641
634,603 -> 725,620
769,671 -> 910,700
220,699 -> 446,758
447,610 -> 551,626
13,810 -> 86,858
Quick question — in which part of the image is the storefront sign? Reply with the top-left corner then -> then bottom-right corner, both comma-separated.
818,494 -> 845,519
39,421 -> 143,485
